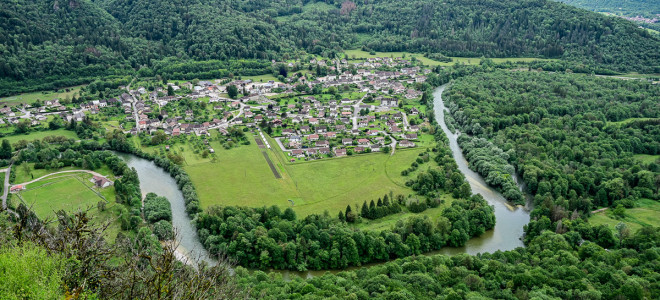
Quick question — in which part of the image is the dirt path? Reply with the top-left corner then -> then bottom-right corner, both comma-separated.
591,207 -> 608,214
14,170 -> 106,187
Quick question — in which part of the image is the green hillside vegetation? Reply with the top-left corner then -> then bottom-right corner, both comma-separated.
2,0 -> 659,95
444,71 -> 660,244
558,0 -> 660,31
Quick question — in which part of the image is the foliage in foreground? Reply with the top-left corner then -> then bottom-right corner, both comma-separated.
0,208 -> 244,299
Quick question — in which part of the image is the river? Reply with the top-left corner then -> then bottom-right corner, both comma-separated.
116,84 -> 530,278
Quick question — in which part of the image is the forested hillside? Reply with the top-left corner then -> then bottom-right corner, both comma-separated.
444,71 -> 660,242
1,0 -> 659,95
558,0 -> 660,31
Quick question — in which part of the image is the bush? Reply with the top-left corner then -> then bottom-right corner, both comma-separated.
153,220 -> 174,240
143,193 -> 172,223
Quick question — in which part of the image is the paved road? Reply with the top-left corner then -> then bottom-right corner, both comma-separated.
273,137 -> 291,152
401,112 -> 409,132
383,133 -> 397,156
1,165 -> 11,210
13,170 -> 106,187
352,94 -> 369,130
125,80 -> 140,133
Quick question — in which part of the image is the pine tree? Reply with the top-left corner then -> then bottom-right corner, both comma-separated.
369,200 -> 376,219
377,198 -> 383,207
338,211 -> 345,222
360,201 -> 369,218
383,195 -> 390,207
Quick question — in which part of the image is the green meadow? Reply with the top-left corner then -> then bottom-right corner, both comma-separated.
0,86 -> 83,106
589,198 -> 660,233
344,49 -> 557,67
172,131 -> 428,218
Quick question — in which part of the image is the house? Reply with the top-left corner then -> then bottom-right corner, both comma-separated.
318,147 -> 331,154
326,132 -> 337,138
409,125 -> 420,132
399,140 -> 416,148
290,149 -> 305,158
308,134 -> 319,141
357,138 -> 370,146
309,118 -> 319,125
9,185 -> 25,193
342,138 -> 353,146
355,146 -> 366,153
91,176 -> 113,188
315,140 -> 329,147
381,98 -> 398,107
410,107 -> 420,115
370,144 -> 381,152
334,148 -> 347,157
405,133 -> 418,140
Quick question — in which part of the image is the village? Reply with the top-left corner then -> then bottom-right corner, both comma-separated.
0,56 -> 432,162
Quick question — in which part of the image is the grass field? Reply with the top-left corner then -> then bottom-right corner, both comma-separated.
607,117 -> 659,126
240,74 -> 278,83
17,171 -> 124,242
0,86 -> 83,106
2,129 -> 78,146
344,49 -> 557,67
180,131 -> 427,217
19,174 -> 105,216
633,154 -> 659,165
589,198 -> 660,233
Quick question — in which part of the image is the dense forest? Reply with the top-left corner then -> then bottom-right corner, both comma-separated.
237,228 -> 659,299
1,0 -> 659,95
444,71 -> 660,242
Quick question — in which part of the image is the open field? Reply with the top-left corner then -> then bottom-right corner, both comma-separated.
240,74 -> 278,83
2,129 -> 78,146
607,117 -> 659,126
13,163 -> 114,185
589,198 -> 660,233
633,154 -> 659,165
19,174 -> 106,217
344,49 -> 557,67
0,86 -> 83,106
177,131 -> 426,217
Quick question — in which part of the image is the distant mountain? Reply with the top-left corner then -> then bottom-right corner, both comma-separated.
1,0 -> 659,95
558,0 -> 660,31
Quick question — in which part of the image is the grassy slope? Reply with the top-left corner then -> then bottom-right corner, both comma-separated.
0,86 -> 83,106
589,198 -> 660,232
344,49 -> 557,66
3,129 -> 79,146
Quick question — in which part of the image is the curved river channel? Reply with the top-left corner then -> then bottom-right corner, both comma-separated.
117,84 -> 531,278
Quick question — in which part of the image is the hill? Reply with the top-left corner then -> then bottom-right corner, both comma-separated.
1,0 -> 659,95
558,0 -> 660,31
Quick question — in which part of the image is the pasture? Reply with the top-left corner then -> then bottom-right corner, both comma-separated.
344,49 -> 557,67
182,132 -> 426,218
589,198 -> 660,233
0,86 -> 83,106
